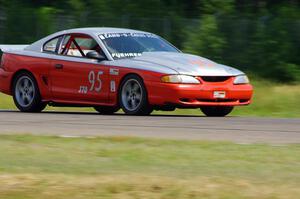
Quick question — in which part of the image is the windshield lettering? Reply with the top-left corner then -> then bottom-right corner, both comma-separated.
99,32 -> 179,59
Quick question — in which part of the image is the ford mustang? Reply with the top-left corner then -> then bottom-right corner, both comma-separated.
0,28 -> 253,116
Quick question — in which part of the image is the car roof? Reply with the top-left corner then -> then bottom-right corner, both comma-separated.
25,27 -> 152,52
56,27 -> 150,35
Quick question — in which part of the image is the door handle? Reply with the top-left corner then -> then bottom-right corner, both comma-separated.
54,64 -> 63,69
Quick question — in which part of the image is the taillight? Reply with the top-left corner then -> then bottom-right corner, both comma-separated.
0,53 -> 5,68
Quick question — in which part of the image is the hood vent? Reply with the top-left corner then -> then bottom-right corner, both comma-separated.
200,76 -> 231,82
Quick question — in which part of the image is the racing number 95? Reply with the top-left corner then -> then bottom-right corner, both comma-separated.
89,70 -> 103,92
78,70 -> 103,94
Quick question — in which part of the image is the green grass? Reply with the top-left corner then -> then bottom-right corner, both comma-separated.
1,80 -> 300,117
0,135 -> 299,198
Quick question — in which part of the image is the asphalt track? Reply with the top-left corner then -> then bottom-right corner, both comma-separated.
0,110 -> 299,144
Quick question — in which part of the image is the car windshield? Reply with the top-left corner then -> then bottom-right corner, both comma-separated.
99,33 -> 179,59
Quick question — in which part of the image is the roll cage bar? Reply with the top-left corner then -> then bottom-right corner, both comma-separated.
61,34 -> 88,57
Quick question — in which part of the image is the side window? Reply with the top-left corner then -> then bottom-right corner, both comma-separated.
58,34 -> 105,58
73,37 -> 98,56
43,36 -> 62,53
59,35 -> 71,54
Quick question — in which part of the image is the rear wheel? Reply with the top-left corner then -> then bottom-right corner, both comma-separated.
12,72 -> 46,112
94,106 -> 120,115
119,74 -> 153,115
200,106 -> 234,117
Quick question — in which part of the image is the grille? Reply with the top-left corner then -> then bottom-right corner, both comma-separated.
201,76 -> 231,82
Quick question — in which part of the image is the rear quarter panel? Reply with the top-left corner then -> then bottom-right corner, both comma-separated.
2,53 -> 52,99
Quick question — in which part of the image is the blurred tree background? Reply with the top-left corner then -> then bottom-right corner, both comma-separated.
0,0 -> 299,82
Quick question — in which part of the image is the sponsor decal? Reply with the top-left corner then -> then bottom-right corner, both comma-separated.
213,91 -> 226,99
110,80 -> 116,92
99,33 -> 158,39
111,52 -> 142,59
99,35 -> 105,40
109,68 -> 119,75
78,86 -> 88,94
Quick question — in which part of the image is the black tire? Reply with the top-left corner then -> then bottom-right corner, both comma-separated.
12,72 -> 46,112
119,74 -> 153,115
200,106 -> 234,117
94,106 -> 120,115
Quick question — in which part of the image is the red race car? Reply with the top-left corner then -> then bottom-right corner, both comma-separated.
0,28 -> 253,116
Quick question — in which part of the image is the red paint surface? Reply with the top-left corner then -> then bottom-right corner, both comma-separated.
0,53 -> 253,108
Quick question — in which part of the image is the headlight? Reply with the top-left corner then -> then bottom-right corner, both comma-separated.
161,75 -> 200,84
234,75 -> 249,84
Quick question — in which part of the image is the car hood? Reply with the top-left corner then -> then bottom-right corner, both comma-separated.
109,52 -> 244,76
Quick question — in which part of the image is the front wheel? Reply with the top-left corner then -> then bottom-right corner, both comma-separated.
119,75 -> 153,115
12,72 -> 46,112
200,106 -> 234,117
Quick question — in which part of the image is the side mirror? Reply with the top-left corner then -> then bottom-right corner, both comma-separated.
86,51 -> 106,61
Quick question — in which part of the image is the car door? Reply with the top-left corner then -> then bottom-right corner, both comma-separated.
49,33 -> 110,104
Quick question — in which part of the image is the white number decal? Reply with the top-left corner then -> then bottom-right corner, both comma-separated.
88,70 -> 103,92
95,71 -> 103,92
88,71 -> 95,91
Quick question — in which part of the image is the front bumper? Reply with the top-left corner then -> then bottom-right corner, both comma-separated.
146,79 -> 253,107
